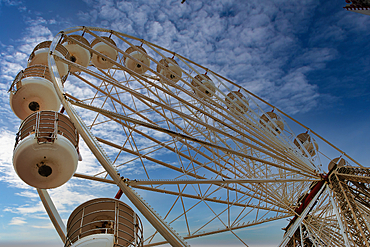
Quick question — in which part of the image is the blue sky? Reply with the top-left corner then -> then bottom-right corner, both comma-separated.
0,0 -> 369,246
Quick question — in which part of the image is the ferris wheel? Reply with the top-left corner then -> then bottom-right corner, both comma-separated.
8,26 -> 370,247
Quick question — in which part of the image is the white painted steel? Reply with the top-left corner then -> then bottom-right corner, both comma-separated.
91,42 -> 117,69
63,44 -> 91,72
29,26 -> 364,247
330,191 -> 351,247
125,50 -> 150,74
278,184 -> 327,247
13,134 -> 78,189
9,76 -> 61,120
37,188 -> 67,242
28,49 -> 69,76
70,234 -> 114,247
128,178 -> 319,185
159,62 -> 182,83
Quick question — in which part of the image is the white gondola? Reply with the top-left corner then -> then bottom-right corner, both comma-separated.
9,65 -> 62,120
28,41 -> 70,77
328,157 -> 347,172
156,57 -> 182,83
225,91 -> 249,114
13,111 -> 79,189
91,36 -> 118,69
191,74 -> 216,98
260,111 -> 284,134
62,35 -> 91,72
294,133 -> 319,157
65,198 -> 143,247
124,46 -> 150,74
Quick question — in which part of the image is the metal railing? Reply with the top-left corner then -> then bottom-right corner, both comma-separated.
28,40 -> 70,63
15,111 -> 78,148
65,198 -> 143,247
8,64 -> 67,93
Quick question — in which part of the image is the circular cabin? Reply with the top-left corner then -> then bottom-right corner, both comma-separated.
124,46 -> 150,74
28,41 -> 70,77
62,35 -> 91,72
156,57 -> 182,83
225,91 -> 249,114
9,65 -> 62,120
191,74 -> 216,98
328,157 -> 347,172
91,36 -> 118,69
13,111 -> 79,189
65,198 -> 143,247
259,111 -> 284,134
293,133 -> 319,157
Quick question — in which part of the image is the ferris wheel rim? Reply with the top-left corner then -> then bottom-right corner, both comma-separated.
35,26 -> 360,246
48,26 -> 314,244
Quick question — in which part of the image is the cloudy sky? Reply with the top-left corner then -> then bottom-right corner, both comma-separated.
0,0 -> 369,246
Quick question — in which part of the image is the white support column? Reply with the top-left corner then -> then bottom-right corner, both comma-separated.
127,178 -> 318,185
278,184 -> 326,247
330,190 -> 351,247
37,189 -> 66,243
299,224 -> 304,247
303,222 -> 320,247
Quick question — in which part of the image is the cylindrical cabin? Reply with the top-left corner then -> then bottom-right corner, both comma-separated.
9,65 -> 63,120
293,133 -> 319,157
124,46 -> 150,74
13,111 -> 79,189
225,91 -> 249,114
328,157 -> 347,172
65,198 -> 143,247
28,41 -> 70,77
91,36 -> 118,69
191,74 -> 216,98
156,57 -> 182,83
259,111 -> 284,134
62,35 -> 91,72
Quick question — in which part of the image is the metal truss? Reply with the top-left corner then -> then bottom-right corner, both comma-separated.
329,166 -> 370,247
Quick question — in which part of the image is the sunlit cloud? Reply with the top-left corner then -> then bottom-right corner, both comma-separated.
9,217 -> 27,226
32,223 -> 54,229
0,129 -> 28,189
71,0 -> 332,114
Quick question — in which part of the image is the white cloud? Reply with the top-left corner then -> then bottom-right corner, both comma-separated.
71,0 -> 329,114
0,128 -> 28,189
47,183 -> 97,213
0,0 -> 24,7
9,217 -> 27,225
15,190 -> 39,198
4,202 -> 45,215
32,223 -> 54,229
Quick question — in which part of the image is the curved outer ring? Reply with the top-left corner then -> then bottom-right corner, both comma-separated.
36,26 -> 363,246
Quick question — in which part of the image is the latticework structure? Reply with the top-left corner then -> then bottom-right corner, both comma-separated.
9,26 -> 370,246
